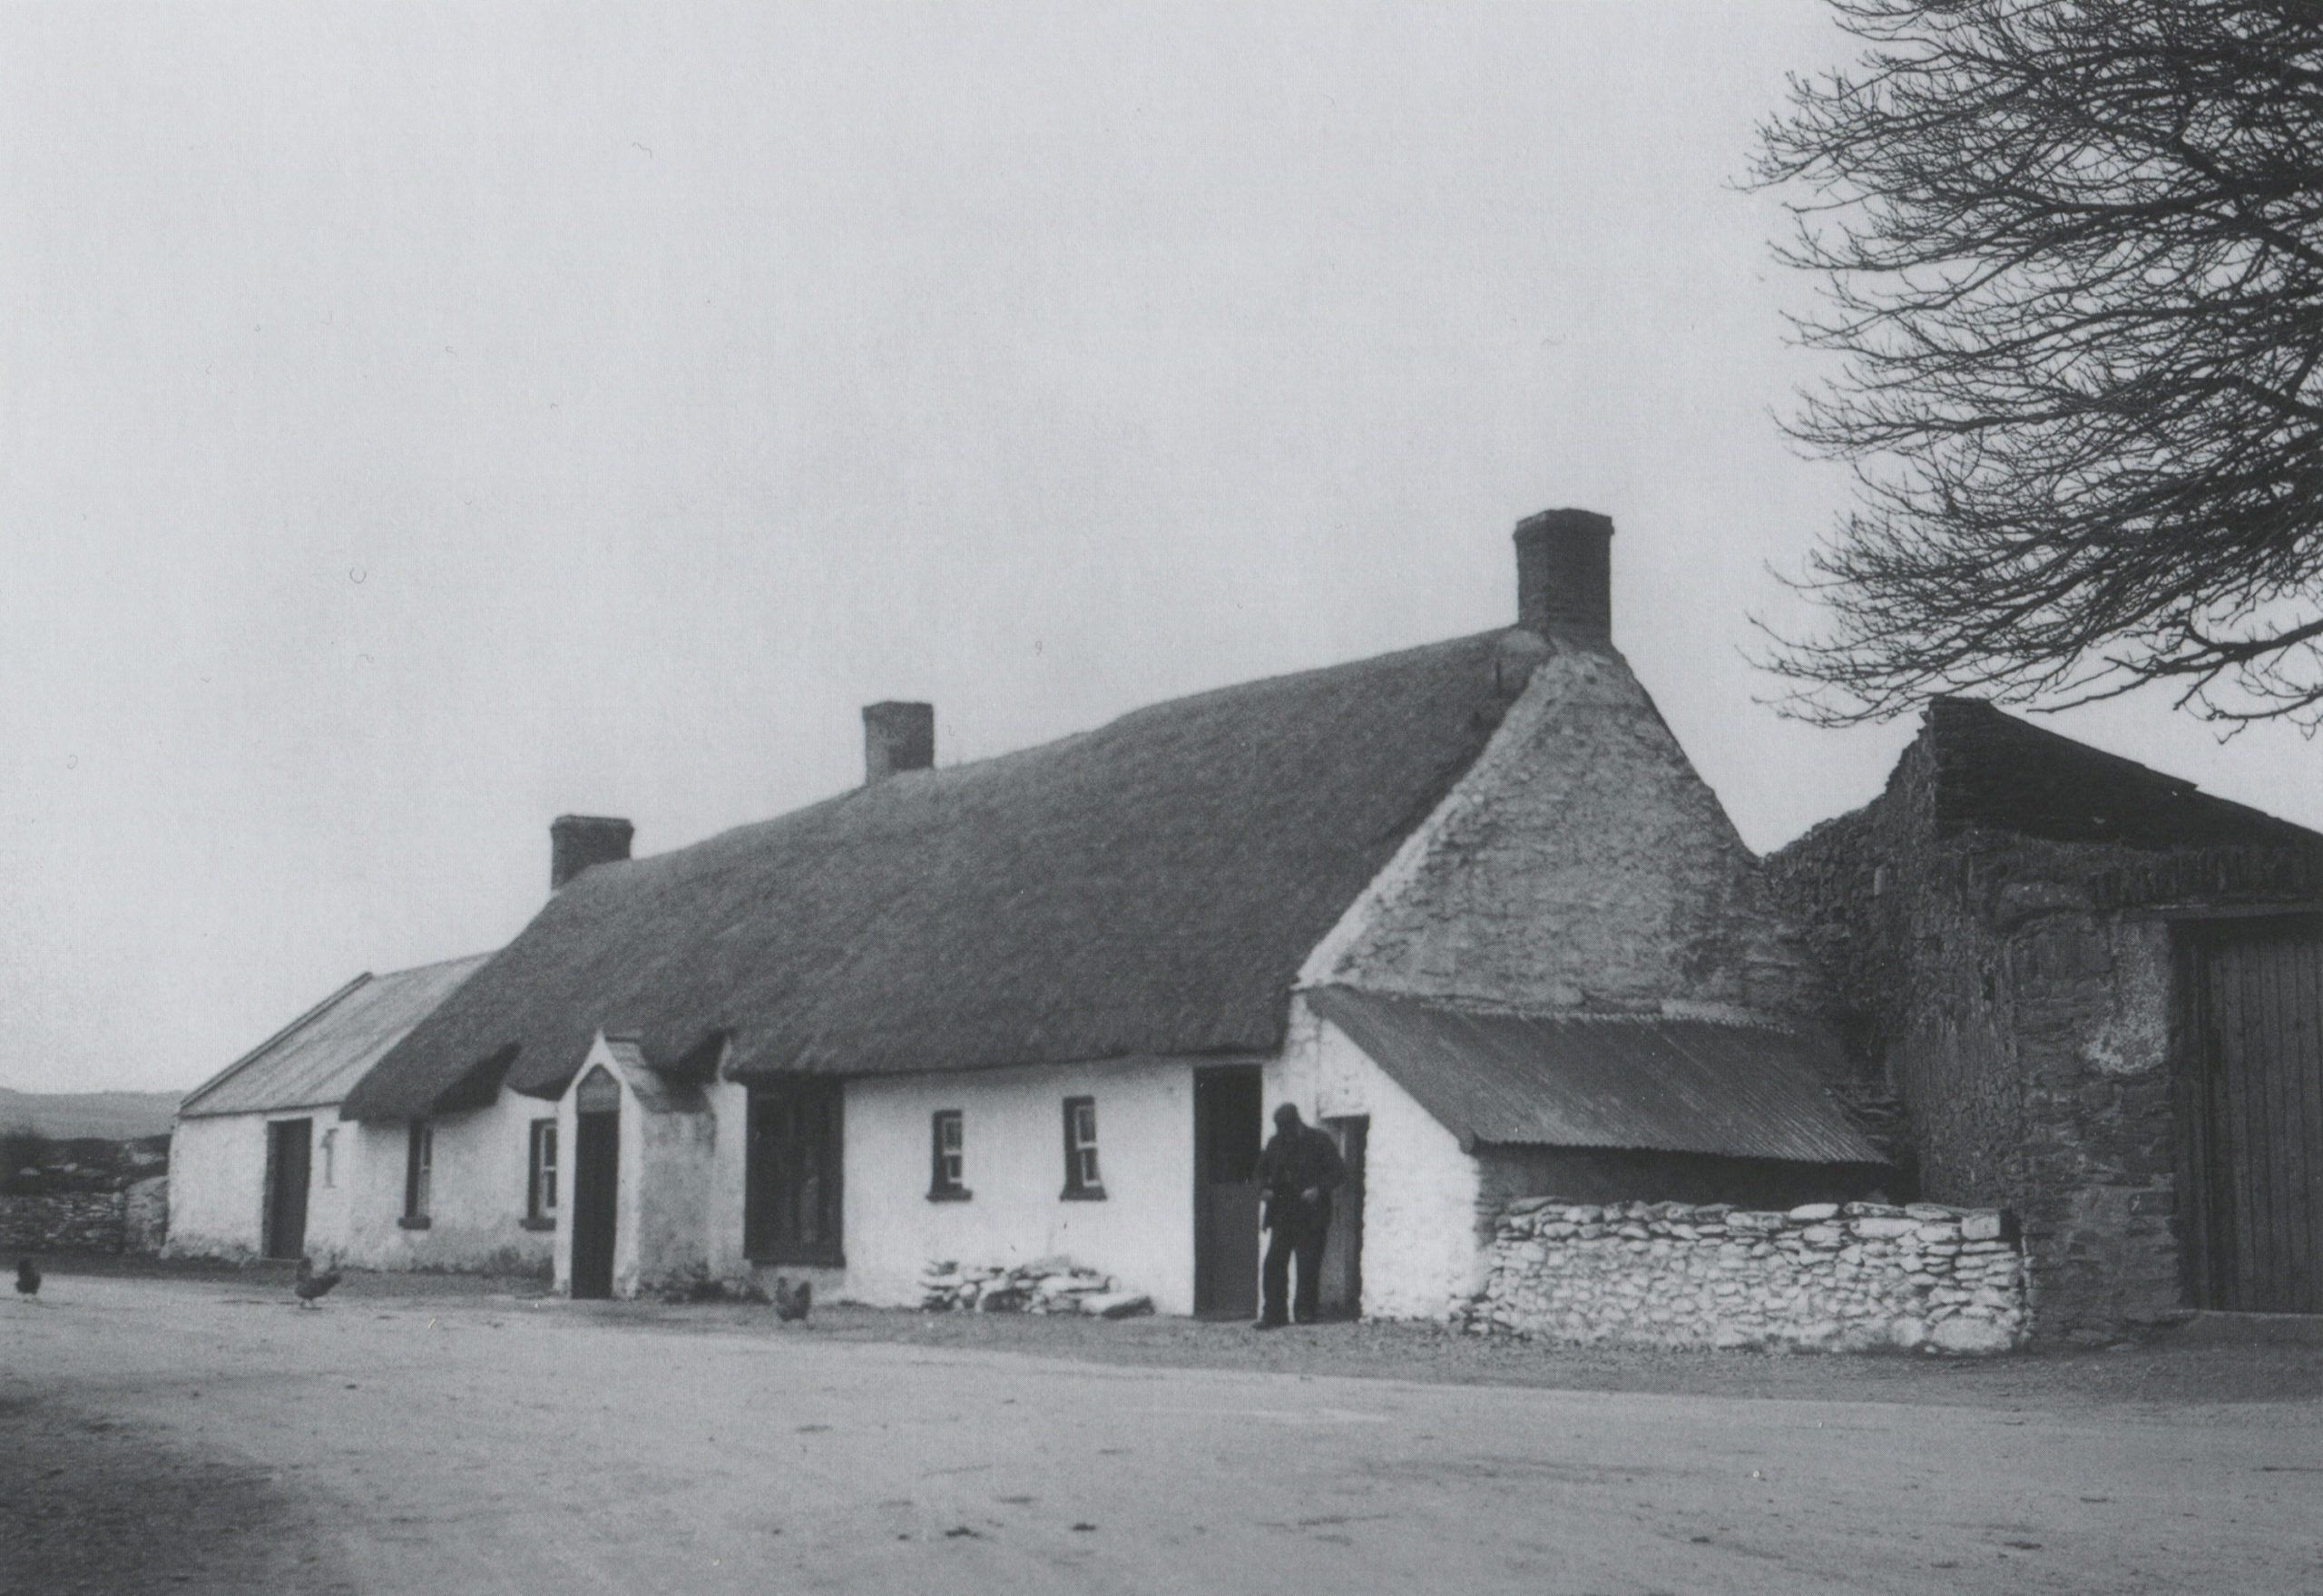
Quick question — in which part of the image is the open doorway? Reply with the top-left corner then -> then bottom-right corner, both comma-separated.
1318,1115 -> 1367,1319
262,1118 -> 311,1260
1192,1065 -> 1262,1317
570,1065 -> 621,1299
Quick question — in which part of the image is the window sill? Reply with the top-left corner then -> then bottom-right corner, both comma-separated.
746,1249 -> 846,1268
926,1188 -> 973,1203
519,1216 -> 556,1231
397,1214 -> 432,1230
1060,1187 -> 1107,1202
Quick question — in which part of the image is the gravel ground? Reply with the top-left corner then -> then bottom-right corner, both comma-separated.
6,1258 -> 2320,1595
41,1253 -> 2323,1410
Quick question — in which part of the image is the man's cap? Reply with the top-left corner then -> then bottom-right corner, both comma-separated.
1272,1102 -> 1301,1124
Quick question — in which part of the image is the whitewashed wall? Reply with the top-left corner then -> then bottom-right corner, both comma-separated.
163,1112 -> 264,1258
344,1092 -> 554,1273
166,1108 -> 358,1262
833,1058 -> 1197,1314
1272,996 -> 1484,1320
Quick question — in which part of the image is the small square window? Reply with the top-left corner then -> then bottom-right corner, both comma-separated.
928,1110 -> 970,1200
1061,1096 -> 1103,1199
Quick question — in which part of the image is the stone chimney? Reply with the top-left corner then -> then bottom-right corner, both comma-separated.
863,701 -> 935,785
550,815 -> 633,892
1513,507 -> 1614,643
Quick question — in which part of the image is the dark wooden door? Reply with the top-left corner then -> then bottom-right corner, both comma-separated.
1193,1065 -> 1262,1317
571,1109 -> 619,1299
2189,918 -> 2323,1312
1319,1115 -> 1367,1318
745,1082 -> 844,1265
263,1118 -> 311,1260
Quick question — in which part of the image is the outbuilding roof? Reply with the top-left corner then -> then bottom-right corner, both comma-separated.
181,954 -> 492,1120
1926,698 -> 2320,850
1306,985 -> 1882,1164
343,631 -> 1526,1121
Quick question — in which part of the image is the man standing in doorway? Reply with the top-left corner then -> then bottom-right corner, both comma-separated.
1253,1102 -> 1344,1328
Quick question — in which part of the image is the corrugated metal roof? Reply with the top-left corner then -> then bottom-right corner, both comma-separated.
181,954 -> 492,1119
1306,986 -> 1883,1164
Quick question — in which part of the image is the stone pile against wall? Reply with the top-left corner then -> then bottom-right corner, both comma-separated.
1469,1197 -> 2027,1355
918,1257 -> 1152,1318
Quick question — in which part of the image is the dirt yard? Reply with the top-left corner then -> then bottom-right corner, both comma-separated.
5,1262 -> 2321,1595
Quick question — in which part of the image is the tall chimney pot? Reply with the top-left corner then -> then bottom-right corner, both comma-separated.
863,701 -> 935,785
1513,507 -> 1614,643
550,815 -> 633,892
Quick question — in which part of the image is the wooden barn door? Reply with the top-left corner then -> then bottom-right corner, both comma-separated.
263,1118 -> 311,1260
2189,918 -> 2323,1313
570,1066 -> 622,1300
1192,1065 -> 1262,1318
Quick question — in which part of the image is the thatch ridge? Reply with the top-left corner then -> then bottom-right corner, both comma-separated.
344,631 -> 1522,1121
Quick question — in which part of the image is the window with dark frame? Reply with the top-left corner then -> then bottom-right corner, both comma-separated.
527,1119 -> 558,1220
928,1110 -> 969,1200
1061,1096 -> 1103,1199
402,1121 -> 433,1226
744,1082 -> 845,1265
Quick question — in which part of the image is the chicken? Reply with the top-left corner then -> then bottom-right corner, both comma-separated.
293,1255 -> 342,1308
15,1257 -> 39,1300
772,1276 -> 811,1323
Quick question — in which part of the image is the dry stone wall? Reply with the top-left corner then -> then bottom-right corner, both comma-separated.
1469,1196 -> 2027,1355
1,1192 -> 132,1254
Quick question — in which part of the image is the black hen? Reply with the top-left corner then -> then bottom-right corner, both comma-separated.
293,1255 -> 342,1308
15,1258 -> 38,1300
772,1276 -> 811,1323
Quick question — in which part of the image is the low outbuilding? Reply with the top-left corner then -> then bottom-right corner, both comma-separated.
168,953 -> 489,1264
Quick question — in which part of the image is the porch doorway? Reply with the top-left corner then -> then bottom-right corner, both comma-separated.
262,1118 -> 311,1260
1318,1115 -> 1367,1318
1192,1065 -> 1262,1317
570,1066 -> 621,1299
2186,916 -> 2323,1312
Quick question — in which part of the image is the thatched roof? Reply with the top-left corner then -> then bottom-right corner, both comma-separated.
342,632 -> 1523,1121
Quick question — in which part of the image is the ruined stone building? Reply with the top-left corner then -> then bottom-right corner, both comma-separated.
1769,700 -> 2323,1337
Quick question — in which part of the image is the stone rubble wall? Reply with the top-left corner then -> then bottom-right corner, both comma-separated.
0,1176 -> 172,1257
1468,1196 -> 2027,1355
1,1191 -> 130,1254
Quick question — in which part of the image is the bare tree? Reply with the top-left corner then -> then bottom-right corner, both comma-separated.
1755,1 -> 2323,727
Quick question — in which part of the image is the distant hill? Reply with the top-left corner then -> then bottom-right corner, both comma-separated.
0,1086 -> 181,1141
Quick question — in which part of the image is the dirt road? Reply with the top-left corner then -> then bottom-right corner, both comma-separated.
5,1273 -> 2320,1595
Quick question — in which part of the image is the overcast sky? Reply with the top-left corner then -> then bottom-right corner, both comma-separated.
7,2 -> 2319,1096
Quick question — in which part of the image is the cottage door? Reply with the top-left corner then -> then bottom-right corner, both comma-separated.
263,1118 -> 311,1259
571,1067 -> 622,1299
1192,1065 -> 1262,1317
1318,1115 -> 1367,1318
2189,917 -> 2323,1313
